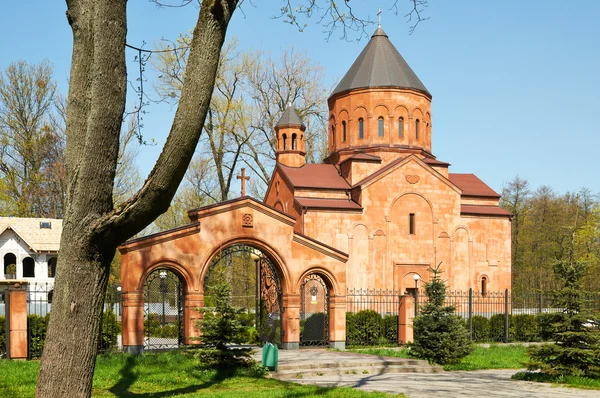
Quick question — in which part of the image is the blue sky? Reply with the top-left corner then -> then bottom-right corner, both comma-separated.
1,1 -> 599,196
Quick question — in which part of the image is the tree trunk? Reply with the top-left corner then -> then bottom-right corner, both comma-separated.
36,1 -> 237,396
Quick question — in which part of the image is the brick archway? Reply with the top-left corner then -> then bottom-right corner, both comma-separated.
119,197 -> 349,353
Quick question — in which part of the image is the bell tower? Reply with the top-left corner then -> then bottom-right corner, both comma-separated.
275,104 -> 306,168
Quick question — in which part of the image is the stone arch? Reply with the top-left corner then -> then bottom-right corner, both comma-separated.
199,237 -> 292,294
273,199 -> 285,212
137,258 -> 195,293
389,192 -> 435,218
401,271 -> 424,293
296,266 -> 340,297
349,223 -> 369,289
373,104 -> 390,117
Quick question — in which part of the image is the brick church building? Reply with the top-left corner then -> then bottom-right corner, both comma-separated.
119,26 -> 512,351
264,26 -> 512,294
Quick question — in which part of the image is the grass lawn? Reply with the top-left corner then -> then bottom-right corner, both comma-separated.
0,350 -> 405,398
349,344 -> 529,371
512,372 -> 600,391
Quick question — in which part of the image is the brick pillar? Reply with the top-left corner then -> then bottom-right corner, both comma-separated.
184,293 -> 203,344
122,291 -> 144,354
398,295 -> 414,344
6,281 -> 28,359
329,294 -> 347,350
282,294 -> 300,350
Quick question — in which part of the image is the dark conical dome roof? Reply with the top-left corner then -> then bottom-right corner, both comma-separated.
330,27 -> 431,98
276,104 -> 305,128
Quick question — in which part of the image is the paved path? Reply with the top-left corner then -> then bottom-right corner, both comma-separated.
291,369 -> 600,398
253,349 -> 600,397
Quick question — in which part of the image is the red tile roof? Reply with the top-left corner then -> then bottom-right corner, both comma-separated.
461,205 -> 512,217
279,164 -> 351,189
422,157 -> 450,166
295,197 -> 362,210
340,153 -> 382,164
449,173 -> 500,198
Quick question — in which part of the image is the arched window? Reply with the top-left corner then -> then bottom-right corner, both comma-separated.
415,119 -> 420,140
398,117 -> 404,138
4,253 -> 16,277
378,117 -> 384,137
481,276 -> 488,297
342,121 -> 347,142
48,257 -> 57,278
23,257 -> 35,278
358,118 -> 364,139
292,133 -> 297,150
282,133 -> 287,150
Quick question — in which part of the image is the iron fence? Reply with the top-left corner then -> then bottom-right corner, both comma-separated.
346,288 -> 600,346
0,282 -> 122,360
346,289 -> 400,347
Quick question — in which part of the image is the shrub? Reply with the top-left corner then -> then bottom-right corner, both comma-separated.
471,315 -> 490,342
301,312 -> 327,343
410,265 -> 473,365
514,314 -> 538,342
489,314 -> 515,342
28,314 -> 50,356
0,316 -> 5,356
99,310 -> 121,351
345,310 -> 382,345
381,315 -> 398,343
527,260 -> 600,378
536,313 -> 554,341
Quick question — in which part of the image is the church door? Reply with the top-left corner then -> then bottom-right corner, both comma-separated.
300,274 -> 330,347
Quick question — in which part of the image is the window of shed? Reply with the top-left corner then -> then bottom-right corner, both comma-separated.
40,221 -> 51,229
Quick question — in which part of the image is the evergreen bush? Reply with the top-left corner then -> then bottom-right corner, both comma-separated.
489,314 -> 515,342
345,310 -> 382,345
535,313 -> 554,341
471,315 -> 490,342
514,314 -> 538,342
527,259 -> 600,378
0,316 -> 5,356
195,274 -> 256,368
409,265 -> 473,365
381,314 -> 398,343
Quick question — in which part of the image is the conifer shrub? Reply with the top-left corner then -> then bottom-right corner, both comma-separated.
409,265 -> 473,365
471,315 -> 490,342
527,259 -> 600,378
346,310 -> 382,345
536,313 -> 555,341
195,274 -> 256,368
381,314 -> 398,343
514,314 -> 538,342
489,314 -> 516,342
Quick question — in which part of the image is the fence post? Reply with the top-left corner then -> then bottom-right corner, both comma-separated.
504,289 -> 509,343
468,288 -> 473,341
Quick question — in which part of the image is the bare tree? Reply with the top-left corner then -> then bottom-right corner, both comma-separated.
36,2 -> 424,397
0,60 -> 64,218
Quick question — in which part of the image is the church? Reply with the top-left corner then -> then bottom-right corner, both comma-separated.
264,26 -> 512,294
119,26 -> 512,351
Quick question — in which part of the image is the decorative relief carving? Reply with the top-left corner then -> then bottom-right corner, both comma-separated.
438,231 -> 450,238
242,213 -> 253,228
406,175 -> 420,184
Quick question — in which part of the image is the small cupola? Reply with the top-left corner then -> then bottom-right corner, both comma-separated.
275,104 -> 306,168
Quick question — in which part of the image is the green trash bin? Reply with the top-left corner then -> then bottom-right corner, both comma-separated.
261,342 -> 278,371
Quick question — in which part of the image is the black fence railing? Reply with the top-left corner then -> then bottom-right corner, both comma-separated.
346,289 -> 400,347
0,282 -> 122,360
346,288 -> 600,346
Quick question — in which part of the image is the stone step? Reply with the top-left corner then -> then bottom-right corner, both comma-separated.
277,358 -> 427,371
274,364 -> 442,380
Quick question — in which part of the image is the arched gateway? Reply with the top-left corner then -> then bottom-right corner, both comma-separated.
119,197 -> 348,354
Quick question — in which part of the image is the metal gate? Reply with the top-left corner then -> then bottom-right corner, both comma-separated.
144,269 -> 184,350
205,245 -> 284,347
300,274 -> 330,347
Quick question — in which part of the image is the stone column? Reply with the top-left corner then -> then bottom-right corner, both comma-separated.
122,291 -> 144,355
184,292 -> 203,344
5,281 -> 28,359
281,294 -> 300,350
329,294 -> 347,350
398,294 -> 414,343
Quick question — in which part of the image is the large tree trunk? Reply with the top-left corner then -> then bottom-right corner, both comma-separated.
37,1 -> 237,396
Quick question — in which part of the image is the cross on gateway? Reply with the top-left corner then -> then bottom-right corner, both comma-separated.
237,167 -> 250,196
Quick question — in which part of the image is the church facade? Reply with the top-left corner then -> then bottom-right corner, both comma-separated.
119,27 -> 511,352
264,27 -> 511,294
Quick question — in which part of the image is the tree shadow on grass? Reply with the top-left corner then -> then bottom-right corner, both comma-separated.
108,354 -> 233,397
108,355 -> 342,397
